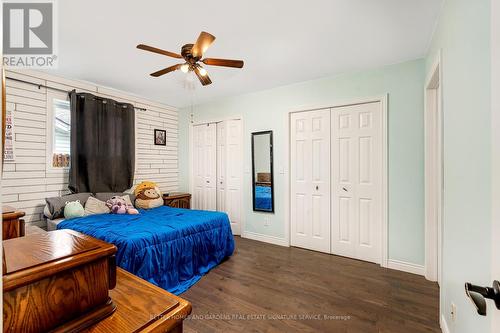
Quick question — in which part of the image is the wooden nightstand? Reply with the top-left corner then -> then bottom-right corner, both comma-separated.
163,193 -> 191,209
2,206 -> 25,240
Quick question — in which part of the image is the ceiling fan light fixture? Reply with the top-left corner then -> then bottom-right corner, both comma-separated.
180,63 -> 190,73
199,67 -> 207,76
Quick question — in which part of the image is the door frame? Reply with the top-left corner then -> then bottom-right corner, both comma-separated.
424,51 -> 443,283
285,95 -> 389,267
491,0 -> 500,329
188,116 -> 245,235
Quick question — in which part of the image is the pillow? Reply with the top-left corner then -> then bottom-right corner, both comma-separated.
64,200 -> 85,219
134,181 -> 163,209
84,197 -> 110,216
95,192 -> 136,205
45,193 -> 93,219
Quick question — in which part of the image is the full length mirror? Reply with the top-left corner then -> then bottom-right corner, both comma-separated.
252,131 -> 274,213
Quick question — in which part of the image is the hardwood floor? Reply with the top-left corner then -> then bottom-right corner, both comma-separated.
182,237 -> 440,333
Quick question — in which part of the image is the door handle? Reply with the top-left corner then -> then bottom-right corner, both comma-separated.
342,187 -> 348,192
465,280 -> 500,316
315,186 -> 319,190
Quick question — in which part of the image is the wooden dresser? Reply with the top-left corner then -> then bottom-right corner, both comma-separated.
3,229 -> 117,332
2,206 -> 25,240
3,228 -> 192,332
163,193 -> 191,209
83,268 -> 192,332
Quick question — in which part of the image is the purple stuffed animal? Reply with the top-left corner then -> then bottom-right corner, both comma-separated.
106,196 -> 139,215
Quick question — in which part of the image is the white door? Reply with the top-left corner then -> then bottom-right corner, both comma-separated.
225,119 -> 243,235
290,109 -> 331,253
192,123 -> 217,210
192,124 -> 205,210
331,102 -> 383,264
216,122 -> 227,213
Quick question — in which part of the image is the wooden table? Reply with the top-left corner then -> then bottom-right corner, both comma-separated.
163,193 -> 191,209
83,268 -> 192,332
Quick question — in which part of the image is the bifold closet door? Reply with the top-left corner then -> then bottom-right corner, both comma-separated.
216,122 -> 227,213
192,123 -> 217,210
224,120 -> 243,235
290,109 -> 331,253
331,102 -> 382,264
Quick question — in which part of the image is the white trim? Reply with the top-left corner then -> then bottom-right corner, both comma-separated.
242,231 -> 289,247
440,314 -> 450,333
424,50 -> 443,283
286,95 -> 389,268
387,259 -> 425,276
190,115 -> 242,126
491,0 -> 500,331
283,111 -> 291,247
45,89 -> 71,173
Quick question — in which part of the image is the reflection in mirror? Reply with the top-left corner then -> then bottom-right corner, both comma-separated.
252,131 -> 274,213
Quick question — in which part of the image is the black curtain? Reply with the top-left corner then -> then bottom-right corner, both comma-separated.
68,91 -> 135,193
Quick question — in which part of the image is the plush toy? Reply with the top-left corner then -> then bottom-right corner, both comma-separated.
134,181 -> 163,209
106,196 -> 139,215
64,200 -> 85,219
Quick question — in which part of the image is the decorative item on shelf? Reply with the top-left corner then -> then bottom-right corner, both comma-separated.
53,153 -> 70,167
154,129 -> 166,146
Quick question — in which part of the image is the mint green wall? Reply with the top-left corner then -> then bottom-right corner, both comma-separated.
426,0 -> 492,332
179,59 -> 426,265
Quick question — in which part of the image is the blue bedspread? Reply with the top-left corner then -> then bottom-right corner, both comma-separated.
255,185 -> 272,210
57,206 -> 235,294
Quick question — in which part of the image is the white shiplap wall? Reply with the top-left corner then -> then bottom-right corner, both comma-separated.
2,70 -> 179,228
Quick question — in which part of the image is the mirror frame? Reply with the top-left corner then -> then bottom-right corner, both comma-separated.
251,130 -> 275,213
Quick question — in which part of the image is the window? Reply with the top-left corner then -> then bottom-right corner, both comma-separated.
48,93 -> 71,168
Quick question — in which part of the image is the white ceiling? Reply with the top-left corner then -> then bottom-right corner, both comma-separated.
50,0 -> 443,107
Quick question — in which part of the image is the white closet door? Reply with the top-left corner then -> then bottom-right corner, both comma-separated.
290,109 -> 331,253
216,122 -> 227,213
203,123 -> 217,210
192,123 -> 217,211
331,102 -> 382,264
224,119 -> 242,235
192,124 -> 205,210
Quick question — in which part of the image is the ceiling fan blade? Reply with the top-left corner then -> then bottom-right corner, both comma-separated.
192,31 -> 216,58
202,58 -> 244,68
194,67 -> 212,86
150,64 -> 182,77
137,44 -> 183,59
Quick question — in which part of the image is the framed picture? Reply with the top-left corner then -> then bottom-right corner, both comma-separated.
154,129 -> 166,146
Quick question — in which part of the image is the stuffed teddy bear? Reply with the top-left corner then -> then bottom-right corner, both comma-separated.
134,181 -> 163,209
106,196 -> 139,215
64,200 -> 85,219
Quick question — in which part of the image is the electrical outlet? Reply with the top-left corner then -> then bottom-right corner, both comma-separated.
450,302 -> 457,322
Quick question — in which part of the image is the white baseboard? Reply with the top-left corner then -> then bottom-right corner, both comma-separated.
387,259 -> 425,276
440,314 -> 450,333
242,231 -> 289,247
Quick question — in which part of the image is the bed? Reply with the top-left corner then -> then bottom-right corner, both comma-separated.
254,185 -> 272,210
56,206 -> 235,295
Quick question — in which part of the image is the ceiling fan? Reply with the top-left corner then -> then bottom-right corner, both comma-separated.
137,31 -> 244,86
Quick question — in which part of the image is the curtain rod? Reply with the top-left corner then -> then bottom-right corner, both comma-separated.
6,76 -> 147,111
